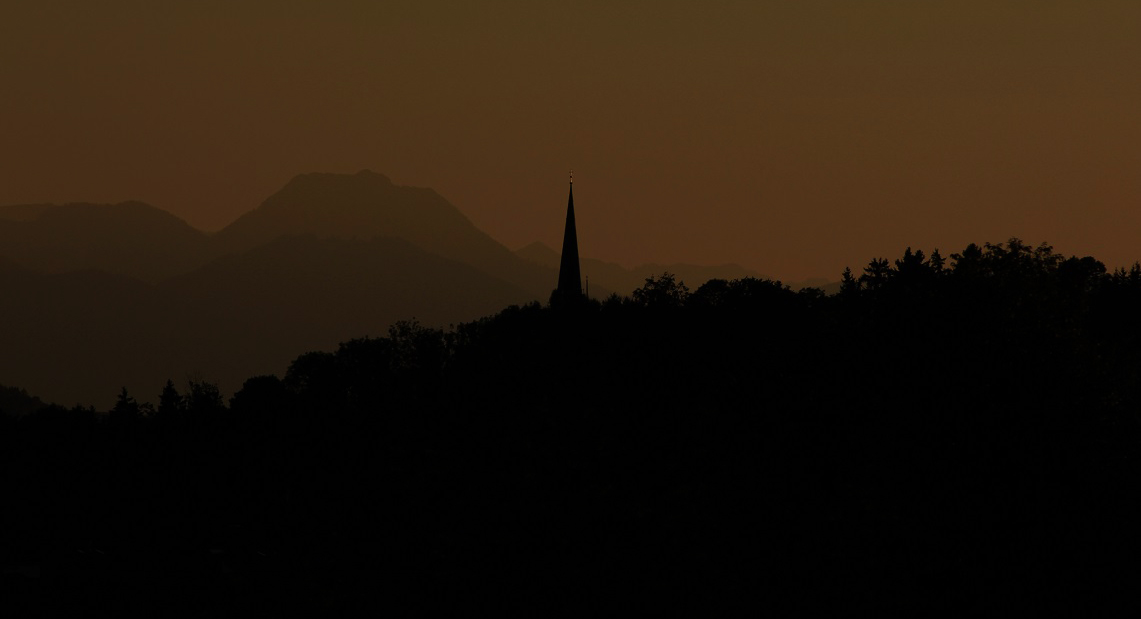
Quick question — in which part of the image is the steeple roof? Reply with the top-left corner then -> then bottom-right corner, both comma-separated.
556,174 -> 582,300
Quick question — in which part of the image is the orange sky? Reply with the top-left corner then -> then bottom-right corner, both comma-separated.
2,1 -> 1139,281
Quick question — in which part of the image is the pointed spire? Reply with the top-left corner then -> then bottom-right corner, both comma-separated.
556,172 -> 583,301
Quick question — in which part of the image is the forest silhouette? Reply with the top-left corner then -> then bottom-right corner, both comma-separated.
3,238 -> 1139,613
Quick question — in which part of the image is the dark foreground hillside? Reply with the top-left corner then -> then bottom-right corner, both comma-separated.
3,239 -> 1140,614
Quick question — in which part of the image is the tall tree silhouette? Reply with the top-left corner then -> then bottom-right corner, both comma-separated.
108,386 -> 140,423
632,272 -> 690,308
157,379 -> 184,418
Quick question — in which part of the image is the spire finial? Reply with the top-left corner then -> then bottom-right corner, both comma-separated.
570,170 -> 573,185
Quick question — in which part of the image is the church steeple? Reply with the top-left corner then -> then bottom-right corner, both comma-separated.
556,172 -> 583,301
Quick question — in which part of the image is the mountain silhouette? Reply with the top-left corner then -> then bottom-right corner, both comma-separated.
215,170 -> 554,297
0,202 -> 212,283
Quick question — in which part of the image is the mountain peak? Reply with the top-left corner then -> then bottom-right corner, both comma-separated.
214,172 -> 553,298
223,171 -> 454,239
282,169 -> 393,191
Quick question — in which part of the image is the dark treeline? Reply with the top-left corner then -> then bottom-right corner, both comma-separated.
4,238 -> 1140,614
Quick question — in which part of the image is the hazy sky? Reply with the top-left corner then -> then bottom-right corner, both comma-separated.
3,0 -> 1139,280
